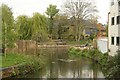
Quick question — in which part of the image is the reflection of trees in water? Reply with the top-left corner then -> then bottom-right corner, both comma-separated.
71,61 -> 76,78
71,58 -> 99,78
69,58 -> 84,78
93,62 -> 98,78
57,48 -> 77,78
76,58 -> 83,78
48,48 -> 68,78
89,60 -> 100,78
49,60 -> 59,78
49,48 -> 58,78
35,48 -> 103,78
58,61 -> 69,77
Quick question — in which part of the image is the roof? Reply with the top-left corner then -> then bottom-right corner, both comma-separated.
86,31 -> 92,34
97,23 -> 106,31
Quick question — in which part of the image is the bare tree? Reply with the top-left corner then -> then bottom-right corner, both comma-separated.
62,0 -> 98,41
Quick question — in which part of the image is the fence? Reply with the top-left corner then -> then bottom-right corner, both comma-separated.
6,40 -> 37,55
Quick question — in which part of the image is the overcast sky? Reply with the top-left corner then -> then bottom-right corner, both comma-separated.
2,0 -> 110,24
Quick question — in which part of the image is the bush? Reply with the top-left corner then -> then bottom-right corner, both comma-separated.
105,51 -> 120,78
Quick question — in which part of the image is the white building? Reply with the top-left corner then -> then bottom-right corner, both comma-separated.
108,0 -> 120,56
97,37 -> 108,53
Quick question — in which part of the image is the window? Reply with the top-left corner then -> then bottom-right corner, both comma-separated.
118,1 -> 120,6
111,17 -> 114,25
116,37 -> 120,46
111,0 -> 114,6
117,16 -> 120,24
111,37 -> 114,45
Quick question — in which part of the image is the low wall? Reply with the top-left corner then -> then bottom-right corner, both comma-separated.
38,45 -> 70,48
6,40 -> 37,55
0,65 -> 19,78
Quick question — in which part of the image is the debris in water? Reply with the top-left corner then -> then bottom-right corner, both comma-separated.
58,59 -> 76,62
52,62 -> 55,64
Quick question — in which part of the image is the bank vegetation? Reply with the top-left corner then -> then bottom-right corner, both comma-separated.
67,47 -> 120,79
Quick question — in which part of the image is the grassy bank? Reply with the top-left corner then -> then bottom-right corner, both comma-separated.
67,48 -> 108,69
1,53 -> 46,68
1,53 -> 47,77
1,53 -> 28,68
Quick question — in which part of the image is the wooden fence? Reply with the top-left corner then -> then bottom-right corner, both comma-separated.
6,40 -> 37,55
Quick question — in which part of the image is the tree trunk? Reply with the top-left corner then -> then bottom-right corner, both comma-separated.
36,35 -> 38,56
3,22 -> 6,56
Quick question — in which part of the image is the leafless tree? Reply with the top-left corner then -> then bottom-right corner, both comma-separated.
62,0 -> 98,41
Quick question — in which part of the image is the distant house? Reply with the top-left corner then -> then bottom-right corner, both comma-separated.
83,27 -> 98,37
96,23 -> 107,38
83,20 -> 98,38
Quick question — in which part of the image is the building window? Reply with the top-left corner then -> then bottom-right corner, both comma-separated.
118,1 -> 120,6
111,0 -> 114,6
117,16 -> 120,24
111,17 -> 114,25
111,37 -> 114,45
116,37 -> 120,46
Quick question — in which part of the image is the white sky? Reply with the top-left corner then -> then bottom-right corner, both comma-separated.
2,0 -> 110,24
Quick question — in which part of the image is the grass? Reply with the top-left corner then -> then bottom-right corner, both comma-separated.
0,53 -> 29,68
0,53 -> 47,77
0,53 -> 46,68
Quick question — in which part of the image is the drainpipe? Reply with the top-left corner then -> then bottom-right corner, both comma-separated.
108,12 -> 110,53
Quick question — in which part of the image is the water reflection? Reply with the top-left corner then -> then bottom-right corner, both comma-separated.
18,48 -> 104,78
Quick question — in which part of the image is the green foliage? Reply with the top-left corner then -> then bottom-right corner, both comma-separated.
53,14 -> 69,39
68,48 -> 79,57
68,47 -> 88,58
104,51 -> 120,78
1,4 -> 49,44
1,53 -> 27,67
15,15 -> 33,40
32,13 -> 48,42
45,4 -> 59,19
45,4 -> 59,36
89,34 -> 97,41
17,55 -> 46,75
68,47 -> 120,78
1,4 -> 16,48
68,47 -> 108,63
15,13 -> 48,42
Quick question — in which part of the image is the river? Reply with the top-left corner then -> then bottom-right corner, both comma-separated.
18,47 -> 104,78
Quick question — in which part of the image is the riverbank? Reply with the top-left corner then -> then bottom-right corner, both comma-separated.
1,53 -> 47,78
67,48 -> 108,77
67,47 -> 120,79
